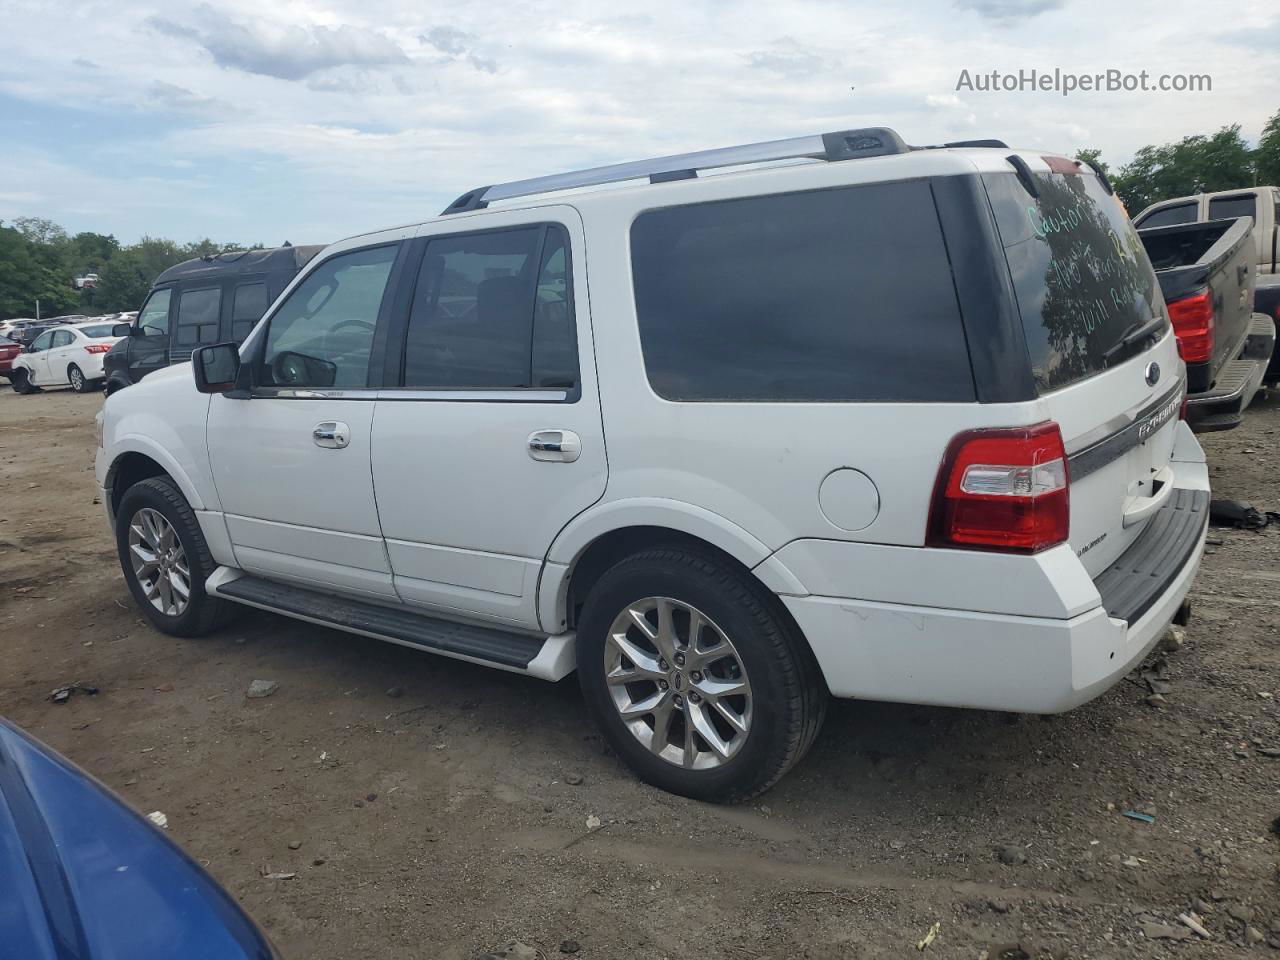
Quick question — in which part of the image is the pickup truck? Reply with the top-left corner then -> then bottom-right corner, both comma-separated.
1134,186 -> 1279,275
1137,216 -> 1275,431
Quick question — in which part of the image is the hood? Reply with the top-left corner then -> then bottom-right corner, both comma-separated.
0,719 -> 278,959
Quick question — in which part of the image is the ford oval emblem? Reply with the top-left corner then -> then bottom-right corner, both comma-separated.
1145,361 -> 1161,386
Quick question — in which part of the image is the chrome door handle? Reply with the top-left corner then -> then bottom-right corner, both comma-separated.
528,429 -> 581,462
313,421 -> 350,449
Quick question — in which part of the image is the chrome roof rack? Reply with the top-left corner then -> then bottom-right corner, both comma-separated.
440,127 -> 914,215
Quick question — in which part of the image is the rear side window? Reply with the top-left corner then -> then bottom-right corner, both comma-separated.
984,169 -> 1164,392
176,288 -> 222,347
630,183 -> 973,401
232,282 -> 269,342
402,225 -> 577,390
1207,193 -> 1256,223
1136,202 -> 1197,228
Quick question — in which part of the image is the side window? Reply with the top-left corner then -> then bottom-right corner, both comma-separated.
1136,202 -> 1197,229
30,331 -> 54,352
1207,194 -> 1256,222
231,282 -> 269,342
51,330 -> 74,347
260,244 -> 398,388
402,225 -> 576,390
176,288 -> 222,347
630,183 -> 973,401
137,289 -> 171,338
531,229 -> 577,388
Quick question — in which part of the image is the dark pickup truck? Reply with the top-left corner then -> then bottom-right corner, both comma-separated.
1137,216 -> 1275,432
1258,273 -> 1280,382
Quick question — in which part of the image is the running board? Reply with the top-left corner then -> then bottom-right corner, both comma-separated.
206,569 -> 576,680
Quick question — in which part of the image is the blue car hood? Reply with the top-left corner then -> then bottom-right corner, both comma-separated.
0,719 -> 277,959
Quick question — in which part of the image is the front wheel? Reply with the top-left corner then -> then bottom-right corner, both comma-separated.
11,368 -> 39,394
577,547 -> 827,803
115,476 -> 229,636
68,364 -> 93,393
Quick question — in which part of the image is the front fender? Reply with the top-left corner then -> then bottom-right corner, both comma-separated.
103,435 -> 210,512
99,375 -> 215,512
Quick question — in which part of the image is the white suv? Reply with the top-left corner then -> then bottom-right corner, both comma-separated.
97,128 -> 1209,802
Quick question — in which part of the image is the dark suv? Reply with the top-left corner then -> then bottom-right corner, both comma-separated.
103,244 -> 323,394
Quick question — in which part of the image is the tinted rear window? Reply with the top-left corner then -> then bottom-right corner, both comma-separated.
630,182 -> 974,402
80,324 -> 116,338
1207,193 -> 1257,222
1137,202 -> 1197,229
984,169 -> 1164,392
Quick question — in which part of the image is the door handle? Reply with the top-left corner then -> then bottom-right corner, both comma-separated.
313,421 -> 350,449
528,429 -> 581,462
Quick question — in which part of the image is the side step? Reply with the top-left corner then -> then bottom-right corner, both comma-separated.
207,571 -> 575,678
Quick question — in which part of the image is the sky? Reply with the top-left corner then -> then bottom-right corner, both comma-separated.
1,0 -> 1277,246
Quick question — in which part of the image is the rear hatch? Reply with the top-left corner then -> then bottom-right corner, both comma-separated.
983,160 -> 1183,576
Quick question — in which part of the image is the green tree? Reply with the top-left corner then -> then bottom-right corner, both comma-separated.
1112,125 -> 1255,212
1074,148 -> 1109,176
1256,108 -> 1280,186
0,224 -> 78,318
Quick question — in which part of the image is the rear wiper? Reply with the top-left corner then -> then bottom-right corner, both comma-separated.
1103,316 -> 1166,365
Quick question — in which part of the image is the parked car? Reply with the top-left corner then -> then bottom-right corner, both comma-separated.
1133,186 -> 1279,275
0,718 -> 279,959
103,245 -> 324,394
0,338 -> 20,384
10,320 -> 126,394
1136,217 -> 1275,431
0,318 -> 36,341
97,129 -> 1209,802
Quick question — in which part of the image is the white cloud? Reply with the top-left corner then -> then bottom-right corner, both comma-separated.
148,4 -> 407,81
0,0 -> 1276,243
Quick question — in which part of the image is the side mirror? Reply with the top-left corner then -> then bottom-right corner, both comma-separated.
192,342 -> 241,394
112,322 -> 133,337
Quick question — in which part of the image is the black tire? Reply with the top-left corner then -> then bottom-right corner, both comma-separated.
11,368 -> 39,394
115,476 -> 229,637
68,364 -> 93,393
577,547 -> 827,803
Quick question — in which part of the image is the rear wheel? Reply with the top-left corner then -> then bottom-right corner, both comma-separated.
577,547 -> 827,803
11,368 -> 39,394
115,476 -> 229,637
68,364 -> 93,393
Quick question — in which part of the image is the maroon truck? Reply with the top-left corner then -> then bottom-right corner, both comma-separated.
0,339 -> 21,385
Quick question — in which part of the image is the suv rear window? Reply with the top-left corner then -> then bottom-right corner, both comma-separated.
983,169 -> 1164,392
630,182 -> 974,402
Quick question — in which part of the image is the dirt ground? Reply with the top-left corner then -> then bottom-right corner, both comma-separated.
1,384 -> 1277,960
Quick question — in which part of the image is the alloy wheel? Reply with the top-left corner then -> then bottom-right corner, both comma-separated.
69,366 -> 84,390
127,507 -> 191,616
604,597 -> 753,769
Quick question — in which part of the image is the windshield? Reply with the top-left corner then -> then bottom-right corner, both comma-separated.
80,324 -> 117,338
984,167 -> 1165,392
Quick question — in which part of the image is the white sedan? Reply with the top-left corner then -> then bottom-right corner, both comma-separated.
10,321 -> 125,394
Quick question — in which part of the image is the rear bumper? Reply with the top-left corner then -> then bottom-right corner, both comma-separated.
1185,314 -> 1274,432
778,425 -> 1209,714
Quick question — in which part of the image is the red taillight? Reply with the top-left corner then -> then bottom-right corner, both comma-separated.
84,343 -> 112,354
928,422 -> 1070,553
1166,289 -> 1214,364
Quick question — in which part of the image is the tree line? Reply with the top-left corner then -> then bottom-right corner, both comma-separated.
0,217 -> 259,321
2,108 -> 1278,322
1078,108 -> 1280,213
